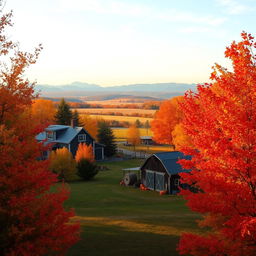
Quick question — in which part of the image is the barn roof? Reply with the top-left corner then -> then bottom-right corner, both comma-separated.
141,151 -> 191,175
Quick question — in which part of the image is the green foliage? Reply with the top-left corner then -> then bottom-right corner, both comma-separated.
55,98 -> 73,125
76,158 -> 98,180
72,109 -> 83,127
97,121 -> 117,157
135,119 -> 142,128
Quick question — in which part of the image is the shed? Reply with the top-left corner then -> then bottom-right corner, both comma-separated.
140,151 -> 191,194
140,136 -> 154,145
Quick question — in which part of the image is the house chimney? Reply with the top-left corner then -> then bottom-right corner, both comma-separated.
71,119 -> 76,128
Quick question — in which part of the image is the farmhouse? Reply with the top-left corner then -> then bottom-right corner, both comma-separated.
36,124 -> 104,161
140,151 -> 191,194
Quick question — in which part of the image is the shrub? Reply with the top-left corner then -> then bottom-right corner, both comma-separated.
77,158 -> 98,180
49,147 -> 77,181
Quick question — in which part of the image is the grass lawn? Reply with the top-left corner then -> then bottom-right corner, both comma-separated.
66,159 -> 201,256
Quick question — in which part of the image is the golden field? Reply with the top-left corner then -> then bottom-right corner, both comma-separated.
84,114 -> 153,124
112,128 -> 153,139
75,108 -> 156,116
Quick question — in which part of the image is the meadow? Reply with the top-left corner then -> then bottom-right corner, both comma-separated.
66,159 -> 201,256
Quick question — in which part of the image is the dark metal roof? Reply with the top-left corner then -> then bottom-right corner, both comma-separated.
141,151 -> 191,176
36,125 -> 83,144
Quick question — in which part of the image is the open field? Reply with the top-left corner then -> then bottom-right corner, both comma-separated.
75,108 -> 156,116
86,114 -> 153,124
113,128 -> 153,140
66,159 -> 201,256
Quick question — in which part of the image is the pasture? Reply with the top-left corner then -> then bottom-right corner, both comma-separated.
66,159 -> 201,256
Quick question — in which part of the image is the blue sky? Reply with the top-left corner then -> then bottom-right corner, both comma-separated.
5,0 -> 256,86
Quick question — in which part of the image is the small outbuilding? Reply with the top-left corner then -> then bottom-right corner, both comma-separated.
140,151 -> 191,194
140,136 -> 154,145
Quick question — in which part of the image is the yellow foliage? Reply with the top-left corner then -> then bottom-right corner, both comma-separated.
49,147 -> 77,181
127,124 -> 140,146
172,123 -> 193,150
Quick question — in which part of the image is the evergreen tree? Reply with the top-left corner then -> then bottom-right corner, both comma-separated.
97,122 -> 117,157
72,109 -> 83,127
55,98 -> 73,125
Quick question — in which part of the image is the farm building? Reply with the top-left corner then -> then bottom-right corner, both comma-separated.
140,136 -> 154,145
140,151 -> 191,194
36,124 -> 104,161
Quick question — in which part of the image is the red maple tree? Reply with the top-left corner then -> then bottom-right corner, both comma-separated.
0,6 -> 79,256
178,32 -> 256,256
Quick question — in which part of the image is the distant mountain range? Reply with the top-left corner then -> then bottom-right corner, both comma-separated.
36,81 -> 197,99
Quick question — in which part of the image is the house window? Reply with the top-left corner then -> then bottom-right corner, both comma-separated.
78,134 -> 86,142
47,131 -> 55,140
174,178 -> 180,186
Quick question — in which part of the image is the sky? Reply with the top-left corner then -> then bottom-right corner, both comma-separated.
4,0 -> 256,86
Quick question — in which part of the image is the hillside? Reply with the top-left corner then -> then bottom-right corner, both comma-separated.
36,82 -> 197,99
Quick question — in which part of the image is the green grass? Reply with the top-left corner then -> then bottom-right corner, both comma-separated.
66,159 -> 201,256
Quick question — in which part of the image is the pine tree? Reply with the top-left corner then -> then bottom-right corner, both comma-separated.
55,98 -> 73,125
97,122 -> 117,157
72,109 -> 83,127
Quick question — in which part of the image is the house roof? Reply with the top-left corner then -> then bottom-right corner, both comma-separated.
36,125 -> 83,144
141,151 -> 191,176
45,125 -> 70,132
140,136 -> 152,140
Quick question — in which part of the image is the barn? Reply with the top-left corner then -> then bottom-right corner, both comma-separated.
140,151 -> 191,194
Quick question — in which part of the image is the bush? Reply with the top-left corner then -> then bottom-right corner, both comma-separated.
77,158 -> 98,180
49,148 -> 77,181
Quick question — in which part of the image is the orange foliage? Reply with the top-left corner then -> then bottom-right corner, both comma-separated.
80,115 -> 98,139
127,123 -> 140,147
31,99 -> 56,127
151,96 -> 183,145
75,143 -> 94,162
172,123 -> 192,150
178,32 -> 256,256
0,5 -> 80,254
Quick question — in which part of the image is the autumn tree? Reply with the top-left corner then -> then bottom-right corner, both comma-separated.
49,147 -> 77,181
75,143 -> 98,180
55,98 -> 73,125
127,123 -> 141,151
151,96 -> 184,147
31,98 -> 56,127
80,114 -> 98,139
97,121 -> 117,157
178,32 -> 256,256
75,143 -> 94,162
0,4 -> 79,255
